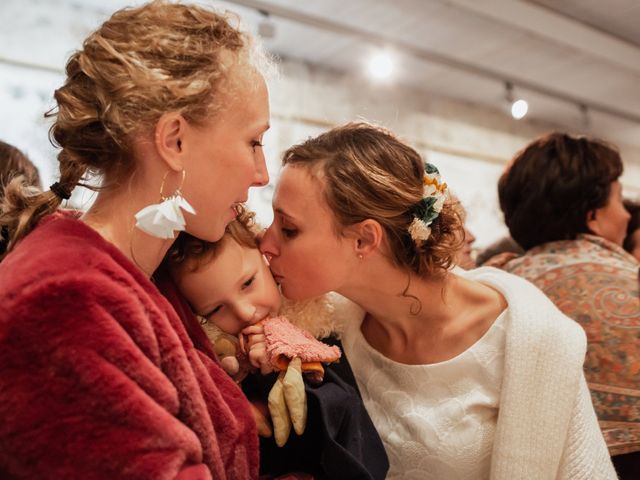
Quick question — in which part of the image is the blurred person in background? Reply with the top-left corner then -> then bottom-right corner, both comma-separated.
0,140 -> 41,256
497,132 -> 640,479
623,198 -> 640,262
455,225 -> 476,269
475,235 -> 525,268
451,198 -> 477,269
0,140 -> 41,196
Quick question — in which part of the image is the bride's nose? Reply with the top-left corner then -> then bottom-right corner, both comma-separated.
259,225 -> 279,259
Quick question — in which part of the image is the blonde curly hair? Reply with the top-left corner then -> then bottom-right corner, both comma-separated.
0,0 -> 269,257
282,122 -> 464,278
166,205 -> 260,275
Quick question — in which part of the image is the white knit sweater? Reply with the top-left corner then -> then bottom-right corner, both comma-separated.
332,267 -> 617,480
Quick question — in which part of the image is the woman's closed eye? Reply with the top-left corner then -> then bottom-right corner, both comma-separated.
251,140 -> 263,152
281,227 -> 298,239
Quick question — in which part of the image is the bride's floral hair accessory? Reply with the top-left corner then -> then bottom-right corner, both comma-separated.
407,162 -> 448,244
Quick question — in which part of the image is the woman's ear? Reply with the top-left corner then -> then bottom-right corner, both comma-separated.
586,209 -> 601,236
154,112 -> 188,173
348,219 -> 383,258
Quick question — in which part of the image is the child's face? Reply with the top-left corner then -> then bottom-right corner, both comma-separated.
177,239 -> 282,335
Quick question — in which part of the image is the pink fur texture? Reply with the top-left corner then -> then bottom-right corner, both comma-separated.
263,316 -> 342,364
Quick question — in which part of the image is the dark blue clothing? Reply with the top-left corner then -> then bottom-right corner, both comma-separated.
244,337 -> 389,480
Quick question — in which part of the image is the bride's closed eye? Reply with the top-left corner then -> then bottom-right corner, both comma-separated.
281,228 -> 298,239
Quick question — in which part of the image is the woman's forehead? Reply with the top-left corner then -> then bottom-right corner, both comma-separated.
274,166 -> 325,214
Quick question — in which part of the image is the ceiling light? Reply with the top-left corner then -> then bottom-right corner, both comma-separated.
257,10 -> 276,39
511,99 -> 528,119
368,52 -> 394,81
505,82 -> 528,120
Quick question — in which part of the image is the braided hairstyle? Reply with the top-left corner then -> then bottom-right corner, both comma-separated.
0,0 -> 265,258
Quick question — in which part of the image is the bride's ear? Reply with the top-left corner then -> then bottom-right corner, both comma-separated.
347,219 -> 383,259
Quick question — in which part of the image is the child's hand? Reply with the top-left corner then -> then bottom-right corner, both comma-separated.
241,324 -> 274,375
249,400 -> 272,438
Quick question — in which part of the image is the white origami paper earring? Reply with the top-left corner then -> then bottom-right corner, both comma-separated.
135,170 -> 196,239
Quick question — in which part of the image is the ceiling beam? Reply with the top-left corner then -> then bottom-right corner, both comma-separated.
226,0 -> 640,124
447,0 -> 640,76
0,55 -> 62,74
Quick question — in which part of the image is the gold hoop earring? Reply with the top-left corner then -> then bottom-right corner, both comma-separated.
159,169 -> 186,200
134,169 -> 196,239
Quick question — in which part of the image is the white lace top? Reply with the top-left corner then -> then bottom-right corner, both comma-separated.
341,308 -> 507,480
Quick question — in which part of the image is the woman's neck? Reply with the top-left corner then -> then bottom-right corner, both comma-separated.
339,266 -> 506,364
81,188 -> 174,278
340,266 -> 453,336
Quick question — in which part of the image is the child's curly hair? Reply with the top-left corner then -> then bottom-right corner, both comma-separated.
166,205 -> 260,274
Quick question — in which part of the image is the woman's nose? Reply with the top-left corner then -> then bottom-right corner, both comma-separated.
252,151 -> 269,187
465,228 -> 476,244
259,225 -> 279,258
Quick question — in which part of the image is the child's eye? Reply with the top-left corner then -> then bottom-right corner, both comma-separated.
205,305 -> 223,318
282,228 -> 298,239
251,140 -> 263,152
242,276 -> 256,289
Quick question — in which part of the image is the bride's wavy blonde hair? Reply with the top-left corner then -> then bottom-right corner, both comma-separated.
0,0 -> 269,257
